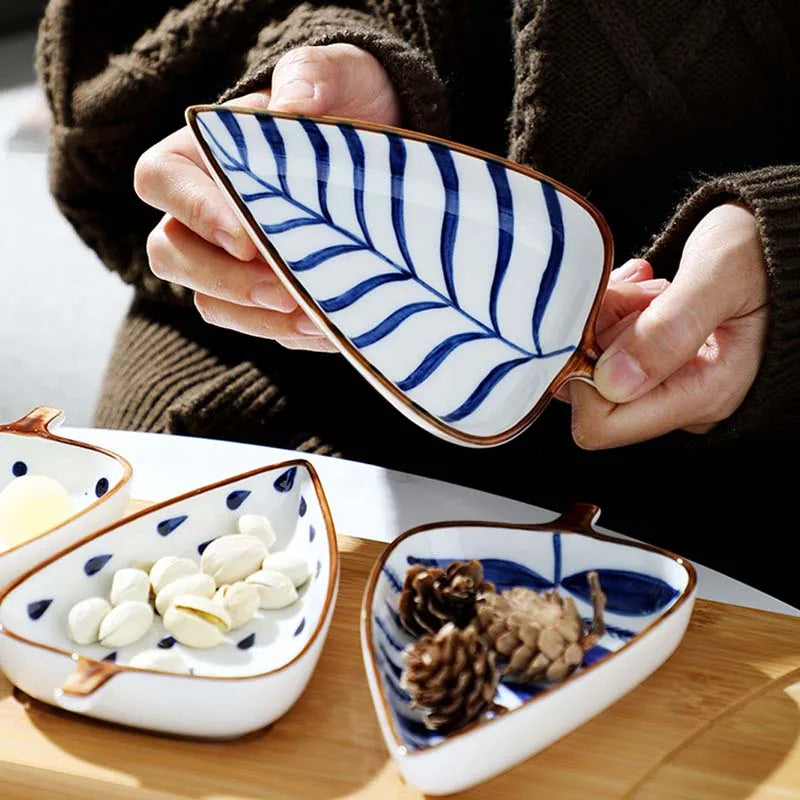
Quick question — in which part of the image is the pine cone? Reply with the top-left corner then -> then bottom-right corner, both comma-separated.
397,560 -> 494,636
475,571 -> 606,683
401,623 -> 499,731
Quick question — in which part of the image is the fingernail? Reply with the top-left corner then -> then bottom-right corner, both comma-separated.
276,80 -> 315,105
295,314 -> 323,335
595,350 -> 647,402
251,282 -> 296,312
215,229 -> 246,259
611,260 -> 641,282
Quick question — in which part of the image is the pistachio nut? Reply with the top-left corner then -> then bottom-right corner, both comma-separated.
246,568 -> 298,609
155,572 -> 216,616
214,581 -> 260,629
261,551 -> 309,588
149,556 -> 199,594
236,513 -> 277,549
109,567 -> 151,605
128,648 -> 190,675
163,594 -> 231,649
98,600 -> 154,648
67,596 -> 112,645
200,534 -> 266,585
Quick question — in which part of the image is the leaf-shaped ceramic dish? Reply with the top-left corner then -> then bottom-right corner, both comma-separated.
0,460 -> 337,738
187,107 -> 613,447
0,407 -> 132,588
361,504 -> 696,795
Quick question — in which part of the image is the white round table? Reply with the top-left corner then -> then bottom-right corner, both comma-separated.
63,427 -> 798,617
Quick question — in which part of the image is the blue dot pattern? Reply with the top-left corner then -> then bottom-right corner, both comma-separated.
198,538 -> 216,555
84,554 -> 113,576
157,515 -> 188,537
226,490 -> 251,510
273,467 -> 297,492
237,633 -> 256,650
158,636 -> 176,649
11,461 -> 27,477
95,477 -> 109,497
27,599 -> 52,620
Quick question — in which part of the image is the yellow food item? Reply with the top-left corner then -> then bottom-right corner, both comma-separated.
0,475 -> 75,550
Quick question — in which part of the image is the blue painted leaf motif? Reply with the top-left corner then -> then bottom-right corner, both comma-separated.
84,554 -> 112,576
103,651 -> 118,662
95,477 -> 109,497
298,496 -> 307,517
158,636 -> 176,649
273,467 -> 297,493
237,633 -> 256,650
308,524 -> 316,542
226,489 -> 250,510
293,617 -> 306,637
562,569 -> 679,616
193,110 -> 608,437
27,599 -> 52,620
315,559 -> 322,578
157,515 -> 187,537
583,644 -> 612,667
407,556 -> 553,593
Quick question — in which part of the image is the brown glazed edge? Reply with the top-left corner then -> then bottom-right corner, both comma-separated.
0,407 -> 134,560
0,459 -> 339,687
360,503 -> 697,757
186,106 -> 615,447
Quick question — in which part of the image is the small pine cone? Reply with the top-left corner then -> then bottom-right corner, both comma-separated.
398,560 -> 495,636
401,623 -> 499,731
475,571 -> 606,683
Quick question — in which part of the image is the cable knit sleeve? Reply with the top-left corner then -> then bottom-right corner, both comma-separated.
643,166 -> 800,439
35,0 -> 450,303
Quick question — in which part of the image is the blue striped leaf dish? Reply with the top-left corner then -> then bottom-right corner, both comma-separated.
360,504 -> 696,795
187,107 -> 613,447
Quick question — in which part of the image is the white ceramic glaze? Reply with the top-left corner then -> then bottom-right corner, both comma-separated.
188,107 -> 613,447
0,460 -> 338,738
0,407 -> 132,588
361,505 -> 696,794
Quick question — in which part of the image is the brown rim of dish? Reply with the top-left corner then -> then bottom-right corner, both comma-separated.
359,503 -> 697,756
0,407 -> 134,559
186,106 -> 615,447
0,458 -> 339,687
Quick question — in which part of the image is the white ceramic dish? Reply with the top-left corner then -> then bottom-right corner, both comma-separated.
0,407 -> 132,588
188,106 -> 613,447
361,504 -> 696,795
0,459 -> 338,738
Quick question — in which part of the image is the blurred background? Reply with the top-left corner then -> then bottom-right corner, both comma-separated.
0,4 -> 133,427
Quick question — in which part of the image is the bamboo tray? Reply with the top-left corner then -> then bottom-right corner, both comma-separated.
1,503 -> 799,799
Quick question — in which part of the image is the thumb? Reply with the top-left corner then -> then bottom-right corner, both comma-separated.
593,261 -> 727,404
268,44 -> 400,125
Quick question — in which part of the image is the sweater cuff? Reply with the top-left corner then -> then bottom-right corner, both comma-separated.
218,3 -> 450,137
644,166 -> 800,439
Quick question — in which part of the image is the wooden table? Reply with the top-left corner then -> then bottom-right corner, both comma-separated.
1,525 -> 799,799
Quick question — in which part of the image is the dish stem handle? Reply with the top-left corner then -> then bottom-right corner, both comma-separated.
55,656 -> 121,713
562,348 -> 599,390
549,503 -> 601,533
0,407 -> 65,435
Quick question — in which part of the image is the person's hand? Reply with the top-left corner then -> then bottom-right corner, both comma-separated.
569,203 -> 769,448
135,44 -> 401,351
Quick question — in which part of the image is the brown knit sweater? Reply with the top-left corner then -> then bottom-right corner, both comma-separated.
34,1 -> 800,599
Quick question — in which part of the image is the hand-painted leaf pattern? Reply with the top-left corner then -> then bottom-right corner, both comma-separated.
562,569 -> 680,616
191,109 -> 608,441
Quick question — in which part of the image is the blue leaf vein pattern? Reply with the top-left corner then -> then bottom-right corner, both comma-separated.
199,112 -> 577,421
